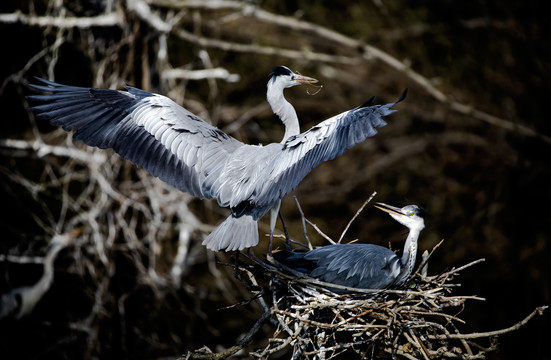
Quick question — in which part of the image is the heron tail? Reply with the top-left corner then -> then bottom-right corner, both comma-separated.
202,215 -> 258,251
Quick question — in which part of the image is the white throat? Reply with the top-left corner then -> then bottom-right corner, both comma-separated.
267,81 -> 300,142
396,225 -> 423,285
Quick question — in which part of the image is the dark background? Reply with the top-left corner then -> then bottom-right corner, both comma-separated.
0,0 -> 549,359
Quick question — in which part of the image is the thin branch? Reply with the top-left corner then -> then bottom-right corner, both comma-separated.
293,196 -> 313,249
174,28 -> 363,65
162,67 -> 240,82
429,306 -> 548,340
304,219 -> 335,244
0,11 -> 122,28
126,0 -> 172,32
411,239 -> 444,279
435,258 -> 486,280
338,191 -> 376,243
0,138 -> 106,164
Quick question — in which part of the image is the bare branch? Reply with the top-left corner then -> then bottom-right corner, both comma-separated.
163,67 -> 240,82
0,11 -> 122,28
338,191 -> 377,243
173,28 -> 363,65
430,306 -> 548,340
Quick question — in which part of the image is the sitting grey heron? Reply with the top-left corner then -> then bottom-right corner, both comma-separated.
274,203 -> 426,290
28,66 -> 406,252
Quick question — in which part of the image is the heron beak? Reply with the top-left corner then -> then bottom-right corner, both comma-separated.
294,75 -> 318,85
374,202 -> 405,216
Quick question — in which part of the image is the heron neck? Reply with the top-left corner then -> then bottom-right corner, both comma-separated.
267,87 -> 300,142
397,226 -> 422,284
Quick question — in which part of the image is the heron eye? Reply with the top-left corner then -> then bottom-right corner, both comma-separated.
409,212 -> 414,217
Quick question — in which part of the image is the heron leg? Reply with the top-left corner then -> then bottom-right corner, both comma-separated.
268,200 -> 281,258
247,247 -> 276,269
278,212 -> 292,251
268,231 -> 274,255
266,230 -> 276,265
248,247 -> 262,264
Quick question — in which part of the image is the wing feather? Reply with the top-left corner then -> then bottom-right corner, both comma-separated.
28,78 -> 243,200
305,244 -> 401,289
253,92 -> 406,209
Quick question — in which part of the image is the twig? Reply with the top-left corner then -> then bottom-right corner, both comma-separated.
435,258 -> 486,280
293,196 -> 337,246
410,239 -> 444,280
293,196 -> 313,249
429,306 -> 548,340
278,212 -> 292,250
174,28 -> 363,65
338,191 -> 376,243
162,67 -> 240,82
304,219 -> 335,244
0,12 -> 122,28
0,138 -> 106,164
407,310 -> 466,324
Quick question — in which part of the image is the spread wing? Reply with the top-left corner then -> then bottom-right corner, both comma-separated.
28,78 -> 244,200
252,90 -> 407,208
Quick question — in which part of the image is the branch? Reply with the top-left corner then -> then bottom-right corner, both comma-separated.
293,196 -> 313,249
126,0 -> 172,32
338,191 -> 376,243
162,67 -> 240,82
435,258 -> 486,280
0,11 -> 122,28
0,138 -> 106,164
429,306 -> 548,340
173,28 -> 363,65
410,239 -> 444,279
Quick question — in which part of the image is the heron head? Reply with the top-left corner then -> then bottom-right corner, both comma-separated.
374,203 -> 426,231
269,66 -> 318,89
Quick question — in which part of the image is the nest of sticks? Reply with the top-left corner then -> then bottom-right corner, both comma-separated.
187,197 -> 546,360
216,247 -> 545,360
249,254 -> 490,359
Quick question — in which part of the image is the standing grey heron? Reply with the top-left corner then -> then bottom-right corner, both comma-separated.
28,66 -> 406,252
274,203 -> 426,290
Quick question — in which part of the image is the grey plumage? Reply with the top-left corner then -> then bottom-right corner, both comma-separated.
274,203 -> 426,291
278,243 -> 402,289
28,67 -> 405,251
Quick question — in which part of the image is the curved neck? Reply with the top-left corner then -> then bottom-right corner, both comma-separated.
267,84 -> 300,142
396,226 -> 423,285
